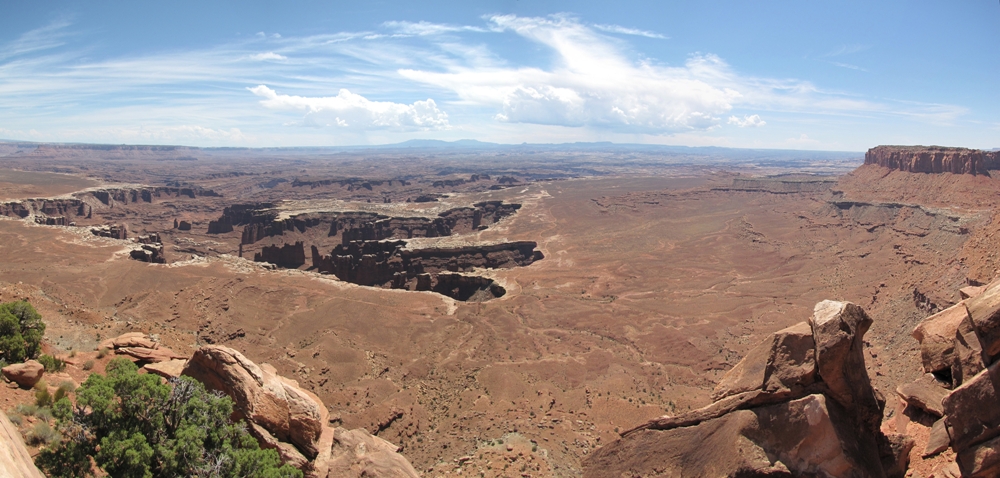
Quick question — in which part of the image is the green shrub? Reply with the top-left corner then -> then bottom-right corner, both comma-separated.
36,358 -> 303,478
81,360 -> 94,371
34,381 -> 52,408
37,355 -> 65,373
14,404 -> 38,416
26,421 -> 59,446
0,301 -> 45,363
34,407 -> 53,422
7,413 -> 22,427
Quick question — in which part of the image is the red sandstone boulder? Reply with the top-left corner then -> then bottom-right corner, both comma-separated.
961,285 -> 987,300
964,280 -> 1000,358
181,346 -> 326,459
585,394 -> 883,478
896,374 -> 949,417
711,321 -> 815,402
925,418 -> 951,457
99,331 -> 157,351
181,345 -> 419,477
956,433 -> 1000,477
117,346 -> 185,363
912,303 -> 972,375
943,361 -> 1000,454
142,359 -> 186,379
809,300 -> 886,446
319,427 -> 420,478
2,360 -> 44,388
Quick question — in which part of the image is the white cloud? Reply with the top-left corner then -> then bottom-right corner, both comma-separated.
786,133 -> 819,145
400,15 -> 738,133
728,114 -> 766,128
249,52 -> 287,61
828,61 -> 866,71
592,24 -> 668,39
248,85 -> 449,130
382,21 -> 489,36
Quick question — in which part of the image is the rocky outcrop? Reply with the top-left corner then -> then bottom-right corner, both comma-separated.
91,224 -> 128,240
720,175 -> 837,194
901,275 -> 1000,476
99,331 -> 157,350
1,360 -> 44,389
207,219 -> 234,234
229,201 -> 521,246
310,240 -> 537,300
254,242 -> 306,268
181,345 -> 418,477
86,186 -> 220,206
99,332 -> 183,364
864,146 -> 1000,175
129,243 -> 165,263
0,199 -> 90,221
0,410 -> 44,477
584,301 -> 902,477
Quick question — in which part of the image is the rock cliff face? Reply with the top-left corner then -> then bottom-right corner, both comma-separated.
88,186 -> 220,206
584,301 -> 908,477
225,201 -> 521,246
255,242 -> 307,268
865,146 -> 1000,175
309,240 -> 539,300
0,198 -> 90,220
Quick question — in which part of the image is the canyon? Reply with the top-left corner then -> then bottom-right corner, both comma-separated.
0,143 -> 997,476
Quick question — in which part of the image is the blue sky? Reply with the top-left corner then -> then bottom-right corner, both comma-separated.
1,1 -> 998,150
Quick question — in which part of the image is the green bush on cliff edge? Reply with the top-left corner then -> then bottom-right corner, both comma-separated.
37,358 -> 302,478
0,300 -> 45,364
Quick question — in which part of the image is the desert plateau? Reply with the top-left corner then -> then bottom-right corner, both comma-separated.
0,141 -> 996,476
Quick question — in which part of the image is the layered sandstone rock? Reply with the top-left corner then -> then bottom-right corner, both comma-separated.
99,331 -> 157,350
0,410 -> 44,477
99,332 -> 185,364
1,361 -> 43,389
584,301 -> 902,477
864,146 -> 1000,175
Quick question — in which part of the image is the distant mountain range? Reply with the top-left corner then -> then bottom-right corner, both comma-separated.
0,138 -> 868,161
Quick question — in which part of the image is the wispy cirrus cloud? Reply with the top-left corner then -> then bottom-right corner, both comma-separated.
591,23 -> 668,39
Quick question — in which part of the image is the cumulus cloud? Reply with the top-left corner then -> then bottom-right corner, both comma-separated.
249,52 -> 287,61
248,85 -> 449,130
400,15 -> 738,133
728,114 -> 766,128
